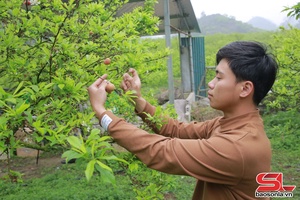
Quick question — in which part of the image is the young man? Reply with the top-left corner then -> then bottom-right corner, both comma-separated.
88,41 -> 278,199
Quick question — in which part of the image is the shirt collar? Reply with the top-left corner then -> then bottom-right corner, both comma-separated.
219,110 -> 262,132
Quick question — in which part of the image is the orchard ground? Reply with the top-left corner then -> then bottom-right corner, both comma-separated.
0,151 -> 63,180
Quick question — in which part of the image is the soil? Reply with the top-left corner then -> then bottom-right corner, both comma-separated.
0,152 -> 63,180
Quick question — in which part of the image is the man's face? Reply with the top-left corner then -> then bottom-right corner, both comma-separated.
207,59 -> 242,112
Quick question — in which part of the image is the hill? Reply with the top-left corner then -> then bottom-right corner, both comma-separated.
247,17 -> 278,31
280,17 -> 300,29
198,14 -> 265,35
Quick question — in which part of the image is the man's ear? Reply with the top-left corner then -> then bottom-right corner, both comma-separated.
240,81 -> 254,98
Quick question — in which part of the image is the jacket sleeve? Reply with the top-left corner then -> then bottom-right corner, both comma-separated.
101,111 -> 244,186
136,101 -> 220,139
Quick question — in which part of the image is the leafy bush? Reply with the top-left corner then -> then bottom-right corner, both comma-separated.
0,0 -> 169,182
264,110 -> 300,151
266,27 -> 300,111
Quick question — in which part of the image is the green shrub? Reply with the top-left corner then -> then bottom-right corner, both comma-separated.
264,110 -> 300,151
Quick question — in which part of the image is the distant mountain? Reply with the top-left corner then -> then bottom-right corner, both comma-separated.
247,17 -> 278,31
280,17 -> 300,29
198,14 -> 264,35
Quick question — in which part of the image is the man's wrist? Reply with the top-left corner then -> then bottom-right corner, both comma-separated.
95,108 -> 107,119
100,113 -> 113,131
134,97 -> 147,113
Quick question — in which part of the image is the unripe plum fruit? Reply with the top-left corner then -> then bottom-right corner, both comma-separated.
103,58 -> 111,65
105,82 -> 115,94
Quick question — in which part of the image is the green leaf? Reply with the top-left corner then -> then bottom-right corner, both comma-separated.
0,100 -> 6,107
96,160 -> 112,172
98,135 -> 112,142
5,98 -> 16,104
67,136 -> 82,150
61,150 -> 82,161
67,136 -> 86,153
32,120 -> 47,135
129,162 -> 139,172
35,136 -> 44,143
100,155 -> 129,165
90,128 -> 100,135
15,102 -> 30,115
0,117 -> 8,127
95,164 -> 116,184
31,85 -> 39,92
85,159 -> 96,181
13,81 -> 24,96
86,129 -> 100,142
58,84 -> 65,90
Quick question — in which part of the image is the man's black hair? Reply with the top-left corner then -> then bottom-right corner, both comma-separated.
216,41 -> 278,105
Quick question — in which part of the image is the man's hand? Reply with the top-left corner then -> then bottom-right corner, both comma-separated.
121,68 -> 146,113
87,74 -> 108,119
121,68 -> 142,98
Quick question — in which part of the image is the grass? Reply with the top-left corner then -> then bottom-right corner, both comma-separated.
270,149 -> 299,199
263,110 -> 300,199
0,168 -> 135,200
0,152 -> 195,200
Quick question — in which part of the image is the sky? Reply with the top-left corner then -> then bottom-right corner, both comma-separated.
190,0 -> 299,25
